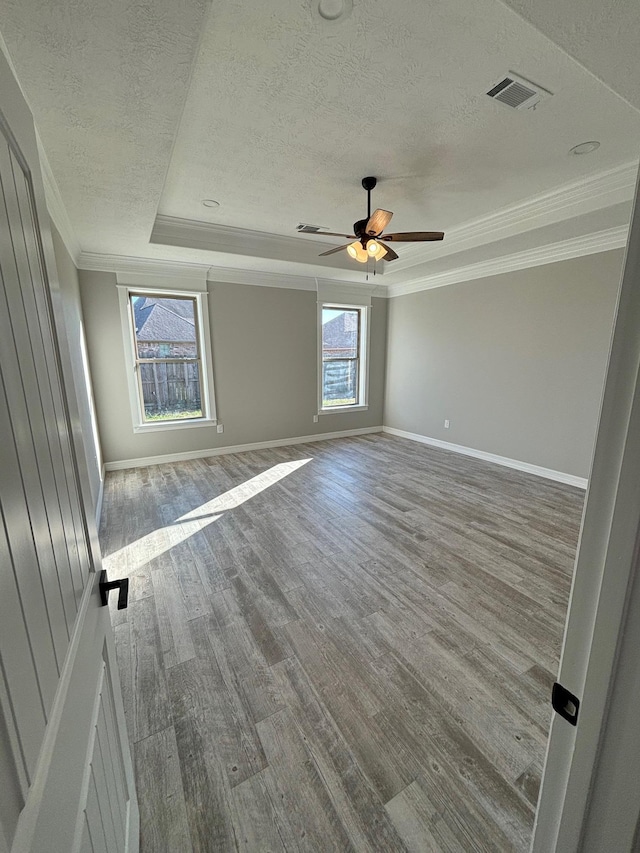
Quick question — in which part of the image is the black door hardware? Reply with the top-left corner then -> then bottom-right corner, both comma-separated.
552,682 -> 580,726
99,570 -> 129,610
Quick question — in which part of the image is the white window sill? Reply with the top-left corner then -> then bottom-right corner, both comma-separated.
319,405 -> 369,415
133,417 -> 217,434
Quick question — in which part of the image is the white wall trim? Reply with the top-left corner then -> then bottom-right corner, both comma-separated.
115,270 -> 207,292
103,424 -> 587,487
78,251 -> 387,296
150,215 -> 389,279
382,426 -> 588,489
76,165 -> 636,301
316,281 -> 375,305
209,265 -> 317,291
208,265 -> 334,292
391,160 -> 638,274
386,226 -> 629,297
153,161 -> 638,277
103,426 -> 383,470
78,251 -> 211,279
75,226 -> 629,300
94,465 -> 105,530
151,214 -> 319,256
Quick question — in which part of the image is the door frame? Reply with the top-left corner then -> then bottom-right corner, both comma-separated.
532,162 -> 640,850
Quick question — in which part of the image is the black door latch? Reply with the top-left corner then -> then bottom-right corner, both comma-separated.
552,682 -> 580,726
99,570 -> 129,610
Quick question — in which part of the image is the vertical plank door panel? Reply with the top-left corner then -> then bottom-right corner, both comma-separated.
0,46 -> 138,853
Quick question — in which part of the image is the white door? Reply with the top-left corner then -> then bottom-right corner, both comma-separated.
0,47 -> 138,853
531,163 -> 640,851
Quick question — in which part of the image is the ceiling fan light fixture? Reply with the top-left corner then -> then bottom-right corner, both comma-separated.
366,239 -> 386,260
347,241 -> 368,263
302,175 -> 445,264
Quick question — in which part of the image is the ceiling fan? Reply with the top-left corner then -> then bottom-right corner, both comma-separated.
300,176 -> 444,263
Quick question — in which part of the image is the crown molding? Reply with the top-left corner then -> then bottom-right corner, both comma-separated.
150,214 -> 383,275
76,220 -> 627,301
78,251 -> 210,278
152,214 -> 304,252
391,160 -> 638,274
37,133 -> 82,262
207,265 -> 385,296
77,252 -> 388,296
387,225 -> 629,297
75,161 -> 637,297
206,264 -> 317,291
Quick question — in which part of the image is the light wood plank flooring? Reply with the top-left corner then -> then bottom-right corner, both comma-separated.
100,433 -> 584,852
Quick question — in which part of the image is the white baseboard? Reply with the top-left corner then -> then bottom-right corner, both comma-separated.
95,465 -> 105,527
103,426 -> 383,471
382,426 -> 588,489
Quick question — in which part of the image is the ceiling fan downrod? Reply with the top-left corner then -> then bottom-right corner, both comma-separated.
362,176 -> 376,221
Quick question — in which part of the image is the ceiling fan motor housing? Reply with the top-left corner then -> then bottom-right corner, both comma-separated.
353,218 -> 369,241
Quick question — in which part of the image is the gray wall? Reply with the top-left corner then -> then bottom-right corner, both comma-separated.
384,250 -> 624,479
50,225 -> 103,508
79,272 -> 387,465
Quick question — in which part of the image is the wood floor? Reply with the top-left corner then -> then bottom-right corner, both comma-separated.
100,433 -> 584,852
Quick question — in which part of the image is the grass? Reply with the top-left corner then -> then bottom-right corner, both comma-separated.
322,398 -> 357,407
144,409 -> 203,422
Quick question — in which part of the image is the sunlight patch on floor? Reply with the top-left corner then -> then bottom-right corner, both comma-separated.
103,458 -> 312,573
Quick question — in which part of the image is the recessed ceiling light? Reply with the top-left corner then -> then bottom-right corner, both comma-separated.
569,141 -> 600,156
202,199 -> 220,208
317,0 -> 353,22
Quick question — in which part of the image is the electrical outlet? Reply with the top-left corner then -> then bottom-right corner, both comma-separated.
313,415 -> 319,423
444,419 -> 450,429
216,424 -> 224,434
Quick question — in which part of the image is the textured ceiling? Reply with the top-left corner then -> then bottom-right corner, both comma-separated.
159,0 -> 640,239
498,0 -> 640,112
0,0 -> 210,255
0,0 -> 639,280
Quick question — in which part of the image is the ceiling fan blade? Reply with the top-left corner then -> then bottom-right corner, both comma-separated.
381,231 -> 445,242
319,243 -> 352,257
316,231 -> 357,239
382,245 -> 399,261
366,209 -> 393,236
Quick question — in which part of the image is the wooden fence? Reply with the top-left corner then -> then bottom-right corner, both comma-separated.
140,361 -> 201,413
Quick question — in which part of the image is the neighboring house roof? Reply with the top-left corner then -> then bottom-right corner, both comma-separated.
133,297 -> 196,342
322,311 -> 358,355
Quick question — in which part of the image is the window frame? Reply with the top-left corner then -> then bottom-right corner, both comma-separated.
117,285 -> 217,433
318,301 -> 370,414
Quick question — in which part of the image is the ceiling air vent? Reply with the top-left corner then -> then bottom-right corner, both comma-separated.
296,223 -> 328,233
487,72 -> 551,110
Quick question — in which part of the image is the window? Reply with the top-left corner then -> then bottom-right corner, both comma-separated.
118,286 -> 216,431
319,303 -> 369,412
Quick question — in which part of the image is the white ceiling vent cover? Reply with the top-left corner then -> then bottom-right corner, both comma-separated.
487,72 -> 551,110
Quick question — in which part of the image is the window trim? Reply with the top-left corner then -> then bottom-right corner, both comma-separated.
317,301 -> 370,414
117,285 -> 217,433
